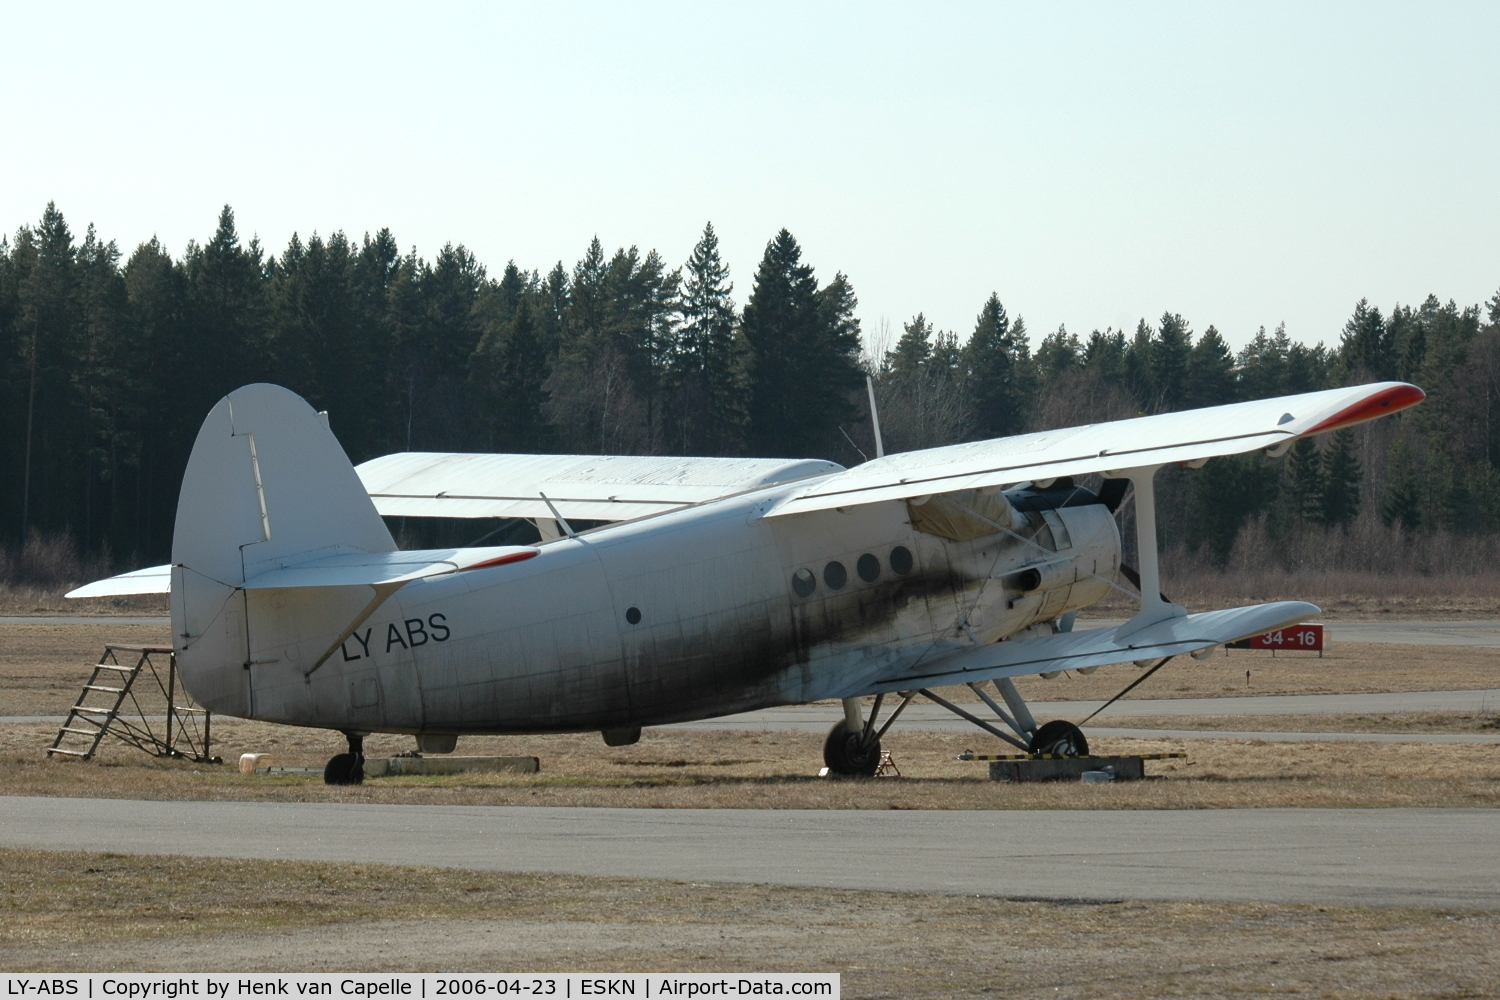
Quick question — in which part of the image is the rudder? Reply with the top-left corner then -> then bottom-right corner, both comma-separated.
171,384 -> 394,714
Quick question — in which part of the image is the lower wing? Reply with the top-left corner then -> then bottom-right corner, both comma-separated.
851,601 -> 1317,695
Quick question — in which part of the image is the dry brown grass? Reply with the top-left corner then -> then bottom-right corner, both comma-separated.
1109,712 -> 1500,733
0,623 -> 172,716
2,847 -> 1497,997
970,641 -> 1500,705
5,720 -> 1499,810
0,585 -> 167,617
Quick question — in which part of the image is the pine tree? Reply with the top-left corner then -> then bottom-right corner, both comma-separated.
962,293 -> 1033,440
120,235 -> 192,559
469,297 -> 551,453
1338,299 -> 1391,380
1284,438 -> 1324,522
14,204 -> 82,540
672,222 -> 743,454
184,206 -> 270,404
889,313 -> 933,381
1378,432 -> 1422,530
1083,328 -> 1128,388
1320,429 -> 1363,527
1124,318 -> 1154,409
1182,324 -> 1236,409
1151,311 -> 1192,410
538,261 -> 569,356
741,230 -> 861,457
72,224 -> 128,554
1034,325 -> 1082,386
817,271 -> 864,376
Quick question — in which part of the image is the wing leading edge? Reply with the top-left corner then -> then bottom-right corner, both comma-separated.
770,382 -> 1423,518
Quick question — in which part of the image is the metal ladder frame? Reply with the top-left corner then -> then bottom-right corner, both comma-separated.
47,645 -> 219,763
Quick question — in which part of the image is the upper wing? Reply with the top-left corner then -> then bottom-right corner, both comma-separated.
357,452 -> 843,521
771,382 -> 1423,518
850,601 -> 1318,695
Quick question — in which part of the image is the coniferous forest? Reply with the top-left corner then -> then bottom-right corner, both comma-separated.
3,202 -> 1500,586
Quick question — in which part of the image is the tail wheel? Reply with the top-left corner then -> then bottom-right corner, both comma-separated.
1029,720 -> 1088,756
324,752 -> 365,785
822,720 -> 882,777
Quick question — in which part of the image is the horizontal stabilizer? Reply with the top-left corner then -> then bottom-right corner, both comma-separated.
65,564 -> 172,599
856,601 -> 1319,695
771,382 -> 1423,517
241,546 -> 538,589
65,547 -> 539,599
357,452 -> 843,521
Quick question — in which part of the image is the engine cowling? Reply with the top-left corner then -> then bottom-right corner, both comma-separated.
1004,559 -> 1076,594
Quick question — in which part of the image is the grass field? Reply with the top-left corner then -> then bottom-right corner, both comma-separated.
2,847 -> 1496,998
5,720 -> 1498,810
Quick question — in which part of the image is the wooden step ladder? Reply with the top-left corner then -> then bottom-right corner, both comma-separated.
47,645 -> 219,763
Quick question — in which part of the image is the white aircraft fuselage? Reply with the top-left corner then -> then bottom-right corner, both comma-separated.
179,479 -> 1118,738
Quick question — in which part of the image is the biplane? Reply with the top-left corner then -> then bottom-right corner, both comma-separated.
71,380 -> 1423,782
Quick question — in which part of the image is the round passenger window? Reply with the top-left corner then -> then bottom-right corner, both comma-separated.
625,606 -> 642,625
791,568 -> 817,598
890,545 -> 914,575
823,561 -> 848,590
857,553 -> 880,582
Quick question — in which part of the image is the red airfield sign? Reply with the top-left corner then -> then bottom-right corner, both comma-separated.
1226,623 -> 1324,652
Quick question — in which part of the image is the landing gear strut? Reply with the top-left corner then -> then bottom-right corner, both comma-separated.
918,678 -> 1092,757
324,731 -> 365,785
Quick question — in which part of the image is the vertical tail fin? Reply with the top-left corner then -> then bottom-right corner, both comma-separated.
171,384 -> 394,713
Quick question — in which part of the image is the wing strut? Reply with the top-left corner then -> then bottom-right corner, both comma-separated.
1112,466 -> 1187,637
539,492 -> 578,538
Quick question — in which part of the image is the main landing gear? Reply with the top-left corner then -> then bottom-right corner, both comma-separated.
829,678 -> 1089,773
823,693 -> 917,777
324,731 -> 365,785
1028,719 -> 1089,756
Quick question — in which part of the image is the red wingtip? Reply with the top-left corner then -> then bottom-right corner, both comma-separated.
1304,383 -> 1426,436
461,549 -> 539,571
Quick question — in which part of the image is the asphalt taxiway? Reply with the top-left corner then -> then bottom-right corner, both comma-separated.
1,796 -> 1494,908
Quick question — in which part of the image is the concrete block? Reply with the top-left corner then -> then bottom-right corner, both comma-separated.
989,756 -> 1146,783
361,755 -> 539,778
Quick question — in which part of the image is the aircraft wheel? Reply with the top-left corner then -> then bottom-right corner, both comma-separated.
324,752 -> 365,785
1029,720 -> 1088,757
822,720 -> 881,777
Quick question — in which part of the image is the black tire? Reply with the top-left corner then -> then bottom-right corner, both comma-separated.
1029,720 -> 1088,757
822,720 -> 882,777
324,752 -> 365,785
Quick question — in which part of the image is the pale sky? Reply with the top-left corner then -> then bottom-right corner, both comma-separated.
4,2 -> 1497,353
